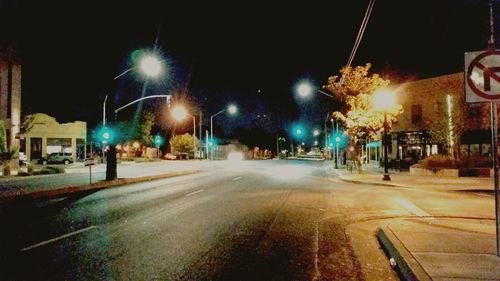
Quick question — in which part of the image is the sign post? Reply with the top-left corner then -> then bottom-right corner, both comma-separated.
84,158 -> 95,184
465,49 -> 500,256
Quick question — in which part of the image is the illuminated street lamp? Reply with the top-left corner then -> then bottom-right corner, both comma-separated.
139,55 -> 163,78
295,81 -> 334,98
104,51 -> 164,181
172,105 -> 197,159
373,89 -> 397,181
210,104 -> 238,159
313,129 -> 320,137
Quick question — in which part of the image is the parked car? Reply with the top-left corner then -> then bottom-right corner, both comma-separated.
38,152 -> 73,165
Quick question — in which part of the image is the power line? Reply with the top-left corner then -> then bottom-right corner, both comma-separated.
340,0 -> 375,85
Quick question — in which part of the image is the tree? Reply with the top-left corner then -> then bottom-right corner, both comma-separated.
324,63 -> 402,140
426,94 -> 465,159
170,133 -> 199,154
0,122 -> 6,153
137,110 -> 155,146
0,122 -> 17,166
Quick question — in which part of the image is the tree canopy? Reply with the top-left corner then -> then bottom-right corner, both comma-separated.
324,63 -> 402,140
170,133 -> 199,154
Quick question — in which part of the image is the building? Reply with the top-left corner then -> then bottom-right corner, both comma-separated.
0,59 -> 21,150
20,113 -> 87,162
379,72 -> 496,163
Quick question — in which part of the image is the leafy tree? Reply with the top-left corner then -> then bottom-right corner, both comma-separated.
137,110 -> 155,146
170,133 -> 199,154
324,63 -> 402,140
0,122 -> 17,165
0,122 -> 6,153
426,94 -> 465,159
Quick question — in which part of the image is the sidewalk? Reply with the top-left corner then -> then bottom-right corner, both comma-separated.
330,163 -> 495,193
0,160 -> 208,203
377,218 -> 500,280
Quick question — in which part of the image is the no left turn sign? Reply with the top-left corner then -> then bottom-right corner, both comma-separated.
465,49 -> 500,103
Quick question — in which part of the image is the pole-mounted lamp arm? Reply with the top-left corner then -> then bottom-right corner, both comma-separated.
114,94 -> 173,116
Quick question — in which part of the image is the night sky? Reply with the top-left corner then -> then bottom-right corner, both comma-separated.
0,0 -> 498,140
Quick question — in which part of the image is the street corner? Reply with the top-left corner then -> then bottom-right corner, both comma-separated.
376,225 -> 431,281
378,218 -> 500,281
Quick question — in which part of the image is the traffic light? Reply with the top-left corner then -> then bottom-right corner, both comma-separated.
98,127 -> 114,144
154,135 -> 163,146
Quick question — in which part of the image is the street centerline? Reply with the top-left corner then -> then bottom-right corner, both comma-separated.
20,225 -> 97,252
232,176 -> 242,181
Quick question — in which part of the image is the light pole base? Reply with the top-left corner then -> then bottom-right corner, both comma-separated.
383,173 -> 391,181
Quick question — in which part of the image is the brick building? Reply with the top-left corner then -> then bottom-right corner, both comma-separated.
377,72 -> 496,163
0,58 -> 21,150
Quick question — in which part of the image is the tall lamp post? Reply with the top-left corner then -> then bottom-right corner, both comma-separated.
172,106 -> 197,159
210,104 -> 237,160
104,52 -> 164,181
373,89 -> 397,181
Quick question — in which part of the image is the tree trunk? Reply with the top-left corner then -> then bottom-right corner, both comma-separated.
106,146 -> 117,181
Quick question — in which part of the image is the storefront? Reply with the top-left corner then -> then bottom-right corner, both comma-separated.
393,131 -> 438,161
19,113 -> 87,162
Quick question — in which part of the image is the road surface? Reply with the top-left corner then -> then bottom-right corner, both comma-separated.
0,160 -> 494,280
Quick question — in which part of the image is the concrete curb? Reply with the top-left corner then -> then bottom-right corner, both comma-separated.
376,227 -> 432,281
0,170 -> 200,204
330,167 -> 495,193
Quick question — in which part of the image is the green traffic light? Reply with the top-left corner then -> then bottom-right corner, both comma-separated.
99,126 -> 114,143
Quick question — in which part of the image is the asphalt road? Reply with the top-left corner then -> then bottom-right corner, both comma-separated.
0,160 -> 495,280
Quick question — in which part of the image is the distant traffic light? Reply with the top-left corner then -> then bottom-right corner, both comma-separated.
154,135 -> 163,146
99,126 -> 114,144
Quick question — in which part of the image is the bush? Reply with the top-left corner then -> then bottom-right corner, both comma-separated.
33,169 -> 51,175
416,155 -> 463,169
27,163 -> 34,173
31,166 -> 65,175
45,166 -> 65,174
2,164 -> 10,176
17,171 -> 32,176
134,157 -> 160,163
416,155 -> 492,169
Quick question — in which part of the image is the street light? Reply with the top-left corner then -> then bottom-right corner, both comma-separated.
172,105 -> 197,159
139,55 -> 163,78
210,104 -> 238,159
373,89 -> 397,181
335,136 -> 341,169
313,129 -> 320,137
295,81 -> 334,98
104,51 -> 165,181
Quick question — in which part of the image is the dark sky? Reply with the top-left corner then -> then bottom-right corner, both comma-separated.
1,0 -> 498,136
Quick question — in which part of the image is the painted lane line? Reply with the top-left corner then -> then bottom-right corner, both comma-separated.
184,189 -> 204,197
396,198 -> 432,218
232,176 -> 242,181
20,225 -> 97,252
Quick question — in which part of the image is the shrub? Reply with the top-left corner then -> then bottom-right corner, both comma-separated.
27,163 -> 34,173
45,166 -> 65,174
33,169 -> 51,175
134,157 -> 160,163
17,171 -> 32,176
416,155 -> 463,169
3,164 -> 10,176
465,156 -> 492,168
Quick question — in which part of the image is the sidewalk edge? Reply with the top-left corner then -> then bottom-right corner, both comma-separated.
0,170 -> 200,204
376,227 -> 432,281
